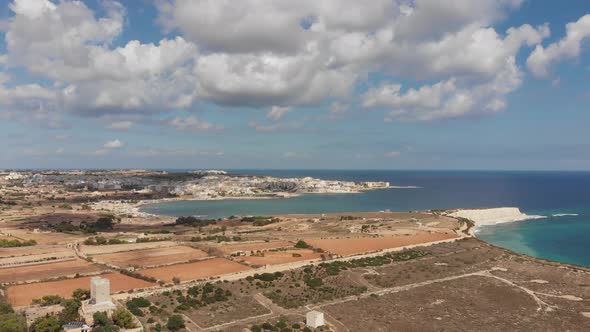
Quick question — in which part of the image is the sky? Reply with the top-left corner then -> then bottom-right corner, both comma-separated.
0,0 -> 589,170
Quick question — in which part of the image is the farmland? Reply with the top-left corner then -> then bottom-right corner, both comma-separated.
0,258 -> 103,284
306,231 -> 458,256
139,257 -> 252,283
7,273 -> 156,307
91,245 -> 209,268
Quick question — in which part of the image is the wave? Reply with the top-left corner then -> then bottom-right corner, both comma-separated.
552,213 -> 579,217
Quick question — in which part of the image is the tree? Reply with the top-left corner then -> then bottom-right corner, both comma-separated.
72,288 -> 90,301
0,312 -> 26,332
94,217 -> 114,230
92,312 -> 118,332
31,316 -> 62,332
294,240 -> 310,249
0,302 -> 15,314
166,315 -> 185,331
111,308 -> 135,329
58,299 -> 81,325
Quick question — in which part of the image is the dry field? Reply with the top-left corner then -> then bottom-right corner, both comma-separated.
306,232 -> 458,256
0,228 -> 81,245
237,249 -> 322,266
322,275 -> 590,331
6,273 -> 156,307
0,258 -> 103,284
80,241 -> 177,255
0,246 -> 73,258
214,241 -> 293,255
139,257 -> 251,283
92,246 -> 209,268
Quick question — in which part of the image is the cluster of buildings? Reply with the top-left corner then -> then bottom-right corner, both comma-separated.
3,170 -> 390,199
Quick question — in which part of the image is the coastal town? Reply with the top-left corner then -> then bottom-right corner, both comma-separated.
0,170 -> 589,331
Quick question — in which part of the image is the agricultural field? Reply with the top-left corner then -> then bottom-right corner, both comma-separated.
139,258 -> 252,283
7,272 -> 156,307
80,241 -> 178,255
214,241 -> 294,255
305,231 -> 458,256
0,245 -> 73,258
91,246 -> 209,268
237,249 -> 323,266
0,258 -> 103,284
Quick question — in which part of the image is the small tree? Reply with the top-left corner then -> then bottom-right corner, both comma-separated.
0,307 -> 26,332
172,276 -> 181,285
294,240 -> 310,249
72,288 -> 90,301
167,315 -> 185,331
112,308 -> 135,329
31,316 -> 61,332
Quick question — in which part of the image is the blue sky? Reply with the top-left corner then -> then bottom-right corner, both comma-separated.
0,0 -> 589,170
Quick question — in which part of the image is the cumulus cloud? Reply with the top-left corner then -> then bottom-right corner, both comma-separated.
0,0 -> 566,129
267,106 -> 292,121
107,121 -> 134,131
103,139 -> 124,149
3,0 -> 198,119
527,14 -> 590,78
165,116 -> 218,132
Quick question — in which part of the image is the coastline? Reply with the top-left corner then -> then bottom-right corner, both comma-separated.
92,185 -> 402,220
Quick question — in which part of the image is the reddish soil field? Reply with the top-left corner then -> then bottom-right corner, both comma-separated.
92,246 -> 209,268
139,258 -> 251,283
0,258 -> 103,283
306,232 -> 458,256
215,241 -> 293,255
7,273 -> 155,307
238,249 -> 322,266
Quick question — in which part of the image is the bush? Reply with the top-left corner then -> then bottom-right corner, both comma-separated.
0,303 -> 26,332
167,315 -> 185,331
0,239 -> 37,248
305,278 -> 323,288
112,308 -> 135,329
294,240 -> 310,249
31,316 -> 61,332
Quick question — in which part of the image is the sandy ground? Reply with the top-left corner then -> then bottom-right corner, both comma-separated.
92,246 -> 209,268
237,249 -> 323,266
7,273 -> 156,307
306,232 -> 458,256
0,258 -> 103,284
139,257 -> 252,283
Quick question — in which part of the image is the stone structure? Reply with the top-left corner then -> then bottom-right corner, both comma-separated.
306,310 -> 325,328
80,277 -> 116,324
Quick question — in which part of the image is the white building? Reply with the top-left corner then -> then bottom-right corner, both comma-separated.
306,310 -> 325,328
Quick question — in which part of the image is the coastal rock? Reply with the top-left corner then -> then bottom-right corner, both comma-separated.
449,207 -> 544,227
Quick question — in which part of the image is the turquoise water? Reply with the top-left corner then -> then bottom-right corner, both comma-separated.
141,170 -> 590,267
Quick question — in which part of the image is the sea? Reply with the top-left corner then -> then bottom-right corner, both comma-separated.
140,170 -> 590,267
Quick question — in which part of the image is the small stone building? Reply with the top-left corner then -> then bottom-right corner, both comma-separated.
80,277 -> 116,324
306,310 -> 325,328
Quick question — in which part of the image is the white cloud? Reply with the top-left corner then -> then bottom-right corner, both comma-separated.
267,106 -> 291,121
103,139 -> 124,149
527,14 -> 590,78
166,116 -> 217,132
4,0 -> 198,118
107,121 -> 134,131
0,0 -> 557,128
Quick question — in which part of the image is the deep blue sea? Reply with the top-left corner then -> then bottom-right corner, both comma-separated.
141,170 -> 590,267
